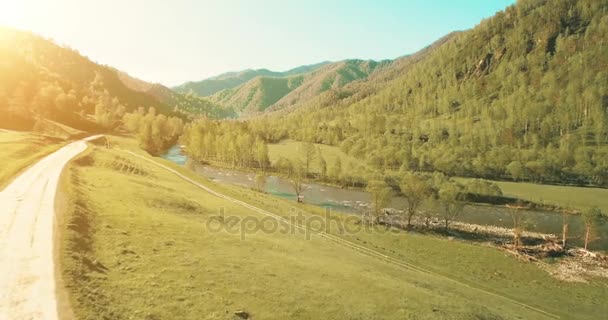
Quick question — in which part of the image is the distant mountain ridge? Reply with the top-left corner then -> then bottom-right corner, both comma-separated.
201,59 -> 395,116
118,71 -> 234,118
172,61 -> 331,96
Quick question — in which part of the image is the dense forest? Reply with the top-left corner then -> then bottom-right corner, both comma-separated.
229,0 -> 608,187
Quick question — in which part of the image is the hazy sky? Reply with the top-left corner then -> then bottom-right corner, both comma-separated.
1,0 -> 515,86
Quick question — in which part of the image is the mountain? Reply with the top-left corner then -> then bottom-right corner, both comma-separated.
0,27 -> 180,132
206,59 -> 392,116
172,61 -> 330,97
0,27 -> 235,133
118,72 -> 235,118
248,0 -> 608,187
200,32 -> 459,117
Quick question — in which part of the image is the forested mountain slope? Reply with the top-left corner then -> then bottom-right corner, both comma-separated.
0,27 -> 182,131
207,59 -> 391,116
249,0 -> 608,186
173,61 -> 330,97
262,32 -> 460,116
118,72 -> 235,118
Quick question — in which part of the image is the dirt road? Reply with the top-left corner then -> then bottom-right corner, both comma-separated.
0,136 -> 100,320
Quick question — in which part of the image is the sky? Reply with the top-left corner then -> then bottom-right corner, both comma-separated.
0,0 -> 515,87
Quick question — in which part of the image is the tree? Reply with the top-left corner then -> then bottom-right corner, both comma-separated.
317,147 -> 327,178
366,178 -> 393,223
275,157 -> 293,176
254,173 -> 267,192
507,202 -> 528,250
8,83 -> 31,120
124,108 -> 183,156
560,208 -> 576,249
55,90 -> 77,114
329,157 -> 342,183
300,142 -> 316,177
399,172 -> 431,228
290,159 -> 306,203
254,138 -> 269,172
506,161 -> 524,182
582,207 -> 605,250
438,183 -> 465,232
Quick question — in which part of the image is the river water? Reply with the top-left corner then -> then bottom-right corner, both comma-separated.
162,145 -> 607,250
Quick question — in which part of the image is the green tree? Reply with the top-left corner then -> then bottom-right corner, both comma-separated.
254,173 -> 267,192
317,147 -> 327,178
582,207 -> 606,250
290,159 -> 306,203
399,172 -> 431,228
275,157 -> 293,176
329,157 -> 342,183
255,138 -> 270,172
438,183 -> 465,232
366,178 -> 393,223
507,202 -> 528,250
300,142 -> 316,177
506,161 -> 524,182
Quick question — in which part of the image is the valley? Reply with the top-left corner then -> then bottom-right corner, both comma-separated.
58,135 -> 607,319
161,144 -> 608,251
1,0 -> 607,319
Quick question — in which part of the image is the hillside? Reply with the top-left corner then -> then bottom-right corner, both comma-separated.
0,27 -> 218,133
173,61 -> 330,97
118,72 -> 235,118
244,0 -> 608,187
207,59 -> 391,116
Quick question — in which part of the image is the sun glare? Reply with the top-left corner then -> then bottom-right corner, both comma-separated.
0,0 -> 25,28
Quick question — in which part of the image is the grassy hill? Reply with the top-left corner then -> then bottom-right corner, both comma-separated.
173,61 -> 330,97
58,136 -> 608,319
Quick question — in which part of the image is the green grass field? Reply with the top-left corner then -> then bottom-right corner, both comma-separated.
474,179 -> 608,212
56,136 -> 608,319
452,178 -> 608,213
0,130 -> 64,189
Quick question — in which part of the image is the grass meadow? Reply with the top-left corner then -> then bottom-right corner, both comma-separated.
0,130 -> 64,189
55,136 -> 608,319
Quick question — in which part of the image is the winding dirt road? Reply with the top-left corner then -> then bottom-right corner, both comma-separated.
0,136 -> 100,320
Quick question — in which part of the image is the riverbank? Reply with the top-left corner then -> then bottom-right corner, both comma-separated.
385,216 -> 608,283
163,146 -> 607,250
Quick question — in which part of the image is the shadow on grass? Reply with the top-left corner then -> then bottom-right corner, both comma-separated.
65,157 -> 110,276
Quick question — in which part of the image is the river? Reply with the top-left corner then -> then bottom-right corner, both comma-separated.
162,145 -> 608,250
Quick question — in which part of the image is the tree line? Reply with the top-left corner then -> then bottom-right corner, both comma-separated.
123,107 -> 184,156
181,119 -> 270,170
